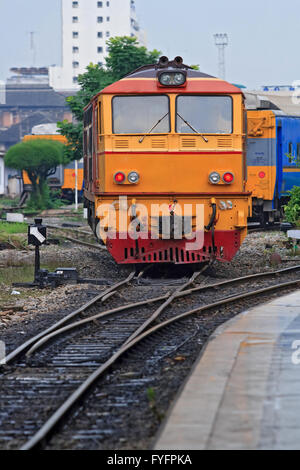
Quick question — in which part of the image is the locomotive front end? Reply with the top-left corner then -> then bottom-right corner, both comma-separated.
84,57 -> 251,264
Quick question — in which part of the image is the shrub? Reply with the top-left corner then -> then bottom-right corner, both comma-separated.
284,186 -> 300,224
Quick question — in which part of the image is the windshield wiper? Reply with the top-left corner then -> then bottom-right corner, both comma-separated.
138,112 -> 169,143
177,112 -> 208,142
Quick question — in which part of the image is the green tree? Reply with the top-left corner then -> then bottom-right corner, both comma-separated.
5,140 -> 66,210
284,186 -> 300,225
58,36 -> 160,161
105,36 -> 160,81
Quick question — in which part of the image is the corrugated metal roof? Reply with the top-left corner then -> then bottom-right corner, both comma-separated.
0,84 -> 72,108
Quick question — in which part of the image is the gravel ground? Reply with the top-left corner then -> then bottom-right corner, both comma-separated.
0,230 -> 299,341
1,230 -> 300,450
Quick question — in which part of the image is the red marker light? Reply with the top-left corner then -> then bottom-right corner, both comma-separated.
114,172 -> 126,184
223,172 -> 234,184
259,171 -> 266,179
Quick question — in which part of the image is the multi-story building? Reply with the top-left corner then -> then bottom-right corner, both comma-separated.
50,0 -> 145,90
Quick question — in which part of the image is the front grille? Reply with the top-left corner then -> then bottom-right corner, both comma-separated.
115,139 -> 129,149
181,137 -> 197,148
217,137 -> 233,148
151,138 -> 167,149
123,244 -> 223,264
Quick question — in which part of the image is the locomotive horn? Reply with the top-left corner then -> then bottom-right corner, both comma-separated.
158,56 -> 169,67
174,56 -> 183,66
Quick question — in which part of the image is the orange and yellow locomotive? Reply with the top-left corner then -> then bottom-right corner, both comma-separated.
84,56 -> 251,264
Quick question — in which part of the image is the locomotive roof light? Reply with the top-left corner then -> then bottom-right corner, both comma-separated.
158,56 -> 169,67
223,172 -> 234,184
114,171 -> 126,184
209,172 -> 221,184
128,171 -> 140,184
174,56 -> 183,66
158,71 -> 187,87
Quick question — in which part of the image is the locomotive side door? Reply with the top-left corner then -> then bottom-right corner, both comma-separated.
93,104 -> 98,193
83,105 -> 93,193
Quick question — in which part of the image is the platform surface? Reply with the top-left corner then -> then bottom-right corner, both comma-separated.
154,291 -> 300,450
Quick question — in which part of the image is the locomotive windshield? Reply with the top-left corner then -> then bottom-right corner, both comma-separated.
112,95 -> 170,134
176,96 -> 232,134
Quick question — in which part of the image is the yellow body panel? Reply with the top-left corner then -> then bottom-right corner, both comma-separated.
246,110 -> 277,203
247,165 -> 277,200
23,171 -> 33,185
104,153 -> 243,193
247,110 -> 276,139
283,168 -> 300,173
62,169 -> 84,190
23,134 -> 67,144
95,195 -> 249,244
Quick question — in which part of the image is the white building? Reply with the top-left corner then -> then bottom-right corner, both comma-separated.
50,0 -> 145,91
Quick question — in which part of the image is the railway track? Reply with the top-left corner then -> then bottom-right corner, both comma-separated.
45,223 -> 106,251
1,264 -> 300,450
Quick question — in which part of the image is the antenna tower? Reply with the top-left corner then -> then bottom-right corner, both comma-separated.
214,33 -> 229,79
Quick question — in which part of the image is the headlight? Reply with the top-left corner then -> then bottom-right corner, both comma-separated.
219,201 -> 227,210
128,171 -> 140,184
209,172 -> 221,184
160,73 -> 172,85
159,72 -> 186,86
174,73 -> 186,85
226,200 -> 233,209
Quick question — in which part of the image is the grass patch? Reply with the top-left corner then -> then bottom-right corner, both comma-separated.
0,197 -> 19,208
0,265 -> 38,285
0,222 -> 28,234
0,261 -> 73,285
0,222 -> 28,250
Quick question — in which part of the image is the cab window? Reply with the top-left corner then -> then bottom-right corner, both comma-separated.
176,95 -> 233,134
112,95 -> 170,134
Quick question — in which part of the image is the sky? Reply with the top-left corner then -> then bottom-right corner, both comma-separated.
0,0 -> 300,89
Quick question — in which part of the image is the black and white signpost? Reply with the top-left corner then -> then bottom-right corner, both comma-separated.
14,218 -> 82,288
28,218 -> 47,284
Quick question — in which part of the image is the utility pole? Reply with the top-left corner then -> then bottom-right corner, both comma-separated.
214,33 -> 229,80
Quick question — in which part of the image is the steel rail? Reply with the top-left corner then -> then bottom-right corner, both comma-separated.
26,263 -> 212,357
45,224 -> 92,236
21,277 -> 300,450
46,224 -> 106,251
61,235 -> 106,251
2,271 -> 136,365
26,264 -> 300,356
124,263 -> 211,346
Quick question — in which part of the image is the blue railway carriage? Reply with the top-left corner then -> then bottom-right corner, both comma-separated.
247,109 -> 300,225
